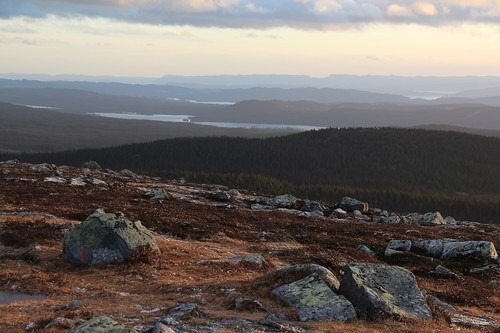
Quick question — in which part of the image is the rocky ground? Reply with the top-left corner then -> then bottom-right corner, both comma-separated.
0,160 -> 499,333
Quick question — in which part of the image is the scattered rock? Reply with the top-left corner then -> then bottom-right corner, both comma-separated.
450,312 -> 498,330
411,239 -> 446,257
152,322 -> 175,333
70,177 -> 86,186
406,212 -> 445,226
44,176 -> 67,184
330,208 -> 347,219
271,263 -> 341,292
227,189 -> 241,197
233,297 -> 267,312
259,313 -> 305,333
425,294 -> 456,317
358,245 -> 376,257
44,317 -> 82,330
300,200 -> 324,214
62,300 -> 85,310
87,178 -> 107,186
67,316 -> 136,333
272,274 -> 357,322
382,216 -> 401,225
339,263 -> 432,320
213,191 -> 231,202
433,265 -> 460,280
339,197 -> 368,213
32,163 -> 53,173
444,216 -> 456,224
251,204 -> 272,211
441,241 -> 498,262
386,240 -> 412,253
81,161 -> 102,171
145,188 -> 171,201
258,194 -> 299,209
62,209 -> 159,266
353,210 -> 371,221
120,169 -> 139,178
228,255 -> 268,269
161,303 -> 204,325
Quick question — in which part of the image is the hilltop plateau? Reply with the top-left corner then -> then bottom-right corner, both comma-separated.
0,160 -> 498,332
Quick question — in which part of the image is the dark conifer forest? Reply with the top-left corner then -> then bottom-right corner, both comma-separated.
4,127 -> 500,223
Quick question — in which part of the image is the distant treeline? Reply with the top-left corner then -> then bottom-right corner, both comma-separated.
3,128 -> 500,223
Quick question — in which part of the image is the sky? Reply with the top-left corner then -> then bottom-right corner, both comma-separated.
1,0 -> 500,77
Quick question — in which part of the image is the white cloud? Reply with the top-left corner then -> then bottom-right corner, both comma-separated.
387,4 -> 413,17
312,0 -> 342,13
1,0 -> 500,30
413,2 -> 438,16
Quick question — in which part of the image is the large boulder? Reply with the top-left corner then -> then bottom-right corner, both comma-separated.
272,274 -> 357,322
67,316 -> 137,333
63,209 -> 159,266
338,197 -> 368,213
339,263 -> 432,320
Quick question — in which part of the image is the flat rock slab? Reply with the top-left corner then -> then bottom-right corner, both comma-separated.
339,263 -> 432,321
272,274 -> 357,322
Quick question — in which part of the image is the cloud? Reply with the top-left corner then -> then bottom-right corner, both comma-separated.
1,0 -> 500,29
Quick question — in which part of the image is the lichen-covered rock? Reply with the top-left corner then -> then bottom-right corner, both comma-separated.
406,212 -> 445,226
67,316 -> 137,333
441,241 -> 498,262
339,263 -> 432,320
62,209 -> 159,266
272,274 -> 357,322
339,197 -> 368,213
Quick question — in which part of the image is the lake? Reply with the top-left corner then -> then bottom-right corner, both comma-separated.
90,113 -> 326,131
0,291 -> 46,305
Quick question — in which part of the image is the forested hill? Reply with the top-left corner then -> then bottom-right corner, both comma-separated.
4,128 -> 500,222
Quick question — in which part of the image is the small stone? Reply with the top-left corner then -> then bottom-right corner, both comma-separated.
386,240 -> 412,254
